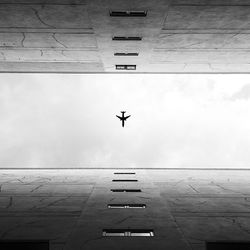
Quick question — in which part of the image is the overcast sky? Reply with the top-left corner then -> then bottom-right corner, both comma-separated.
0,74 -> 250,168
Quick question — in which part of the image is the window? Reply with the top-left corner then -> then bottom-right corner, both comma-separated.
107,204 -> 146,209
0,241 -> 49,250
103,229 -> 154,237
112,179 -> 138,182
114,172 -> 136,175
206,242 -> 250,250
114,53 -> 139,56
112,36 -> 142,41
110,11 -> 147,17
116,65 -> 136,70
111,189 -> 141,192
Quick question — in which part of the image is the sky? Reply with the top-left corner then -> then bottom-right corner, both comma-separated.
0,74 -> 250,168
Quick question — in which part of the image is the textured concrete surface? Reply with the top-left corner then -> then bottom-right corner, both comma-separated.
1,169 -> 250,249
1,0 -> 250,72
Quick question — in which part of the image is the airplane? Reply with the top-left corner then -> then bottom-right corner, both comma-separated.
116,111 -> 131,127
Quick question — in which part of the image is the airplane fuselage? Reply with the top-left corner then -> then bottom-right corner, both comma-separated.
116,111 -> 131,127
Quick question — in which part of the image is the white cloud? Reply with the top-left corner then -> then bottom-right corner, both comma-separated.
0,74 -> 250,168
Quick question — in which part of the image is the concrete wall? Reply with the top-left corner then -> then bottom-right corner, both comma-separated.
1,169 -> 250,249
1,0 -> 250,72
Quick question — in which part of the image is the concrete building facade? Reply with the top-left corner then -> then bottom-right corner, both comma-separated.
1,1 -> 250,250
1,169 -> 250,249
1,0 -> 250,72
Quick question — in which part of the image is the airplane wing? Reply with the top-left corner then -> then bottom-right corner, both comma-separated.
124,115 -> 131,120
116,115 -> 122,120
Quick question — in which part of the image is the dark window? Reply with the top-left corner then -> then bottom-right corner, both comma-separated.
112,179 -> 138,182
103,229 -> 154,237
116,65 -> 136,70
110,11 -> 147,17
114,53 -> 139,56
114,172 -> 136,175
0,241 -> 49,250
112,36 -> 142,41
111,189 -> 141,192
108,204 -> 146,209
206,242 -> 250,250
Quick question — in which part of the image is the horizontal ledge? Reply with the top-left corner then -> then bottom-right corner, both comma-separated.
1,72 -> 250,74
0,194 -> 91,197
172,212 -> 250,217
154,48 -> 250,51
0,61 -> 102,64
0,60 -> 101,63
0,28 -> 94,33
149,62 -> 250,64
0,212 -> 81,216
0,2 -> 87,5
0,48 -> 98,51
161,29 -> 250,34
1,168 -> 250,170
161,196 -> 250,199
171,4 -> 250,6
0,215 -> 80,218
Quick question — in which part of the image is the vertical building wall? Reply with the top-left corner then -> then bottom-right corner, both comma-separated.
1,169 -> 250,249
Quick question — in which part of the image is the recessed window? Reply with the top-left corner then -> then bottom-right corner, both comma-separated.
112,36 -> 142,41
103,229 -> 154,237
112,179 -> 138,182
110,11 -> 147,17
111,189 -> 141,192
114,172 -> 136,175
116,65 -> 136,70
108,204 -> 146,209
206,242 -> 250,250
114,53 -> 139,56
0,241 -> 49,250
